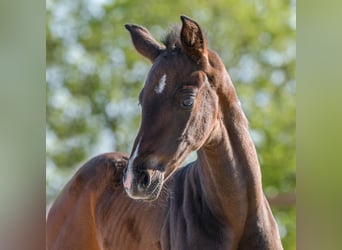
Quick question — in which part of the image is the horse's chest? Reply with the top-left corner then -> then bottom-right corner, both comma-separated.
163,218 -> 229,250
159,169 -> 231,249
161,200 -> 229,250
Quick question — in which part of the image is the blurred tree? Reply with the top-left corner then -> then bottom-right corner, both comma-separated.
46,0 -> 295,248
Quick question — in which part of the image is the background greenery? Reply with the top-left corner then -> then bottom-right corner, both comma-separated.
46,0 -> 295,248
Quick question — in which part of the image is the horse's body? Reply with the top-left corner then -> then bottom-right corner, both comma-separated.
47,16 -> 283,249
46,153 -> 235,249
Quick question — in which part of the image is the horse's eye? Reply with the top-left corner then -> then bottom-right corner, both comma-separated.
181,95 -> 195,109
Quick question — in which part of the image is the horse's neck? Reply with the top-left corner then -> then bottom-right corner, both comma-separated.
195,79 -> 264,228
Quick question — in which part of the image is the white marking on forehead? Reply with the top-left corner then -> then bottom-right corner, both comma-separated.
154,74 -> 167,94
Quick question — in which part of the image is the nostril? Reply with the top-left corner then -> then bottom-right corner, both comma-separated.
138,170 -> 150,189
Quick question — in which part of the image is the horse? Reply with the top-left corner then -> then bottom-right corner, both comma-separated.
46,16 -> 283,249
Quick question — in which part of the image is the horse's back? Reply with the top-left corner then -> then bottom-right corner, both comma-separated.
46,152 -> 165,250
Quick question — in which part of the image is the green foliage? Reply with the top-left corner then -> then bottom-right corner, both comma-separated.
46,0 -> 295,248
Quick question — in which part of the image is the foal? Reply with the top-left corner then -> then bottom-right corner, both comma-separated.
47,16 -> 283,250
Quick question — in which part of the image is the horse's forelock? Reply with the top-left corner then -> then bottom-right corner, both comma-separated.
161,25 -> 209,51
161,25 -> 182,50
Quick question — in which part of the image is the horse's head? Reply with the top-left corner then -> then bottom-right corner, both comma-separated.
123,16 -> 228,200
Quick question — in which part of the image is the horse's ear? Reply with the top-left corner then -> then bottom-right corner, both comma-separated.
125,24 -> 164,63
180,15 -> 208,64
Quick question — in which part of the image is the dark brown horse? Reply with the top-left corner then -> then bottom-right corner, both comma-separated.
47,16 -> 283,249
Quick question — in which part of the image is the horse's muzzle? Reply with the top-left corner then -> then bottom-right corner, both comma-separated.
123,168 -> 164,201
